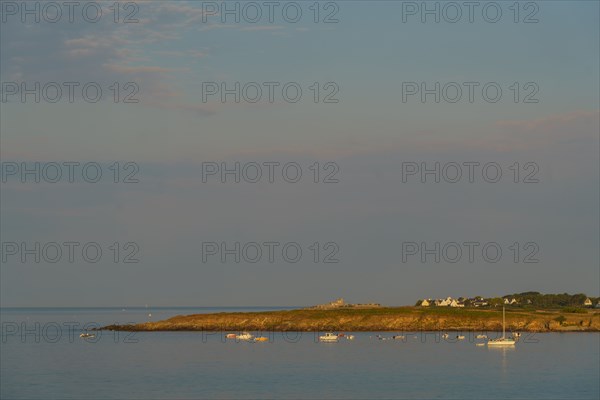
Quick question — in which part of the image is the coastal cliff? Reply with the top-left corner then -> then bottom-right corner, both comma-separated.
102,307 -> 600,332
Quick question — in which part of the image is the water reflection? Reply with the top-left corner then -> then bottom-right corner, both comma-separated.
488,344 -> 516,376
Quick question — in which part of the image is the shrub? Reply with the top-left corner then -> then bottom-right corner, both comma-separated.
554,315 -> 567,325
562,307 -> 587,313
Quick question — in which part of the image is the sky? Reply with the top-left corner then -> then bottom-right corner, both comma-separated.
0,1 -> 599,307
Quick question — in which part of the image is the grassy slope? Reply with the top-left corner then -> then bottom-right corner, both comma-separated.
102,307 -> 600,332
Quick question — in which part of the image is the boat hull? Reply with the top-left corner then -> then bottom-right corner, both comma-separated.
487,339 -> 515,346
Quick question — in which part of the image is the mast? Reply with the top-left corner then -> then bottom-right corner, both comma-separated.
502,305 -> 506,338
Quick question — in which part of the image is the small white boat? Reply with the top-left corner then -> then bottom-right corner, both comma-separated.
346,335 -> 355,340
237,332 -> 254,341
488,337 -> 516,346
319,332 -> 339,342
226,333 -> 237,339
456,335 -> 465,340
392,335 -> 405,340
512,332 -> 521,339
476,334 -> 488,339
442,333 -> 449,339
79,333 -> 95,338
476,343 -> 485,346
488,306 -> 516,346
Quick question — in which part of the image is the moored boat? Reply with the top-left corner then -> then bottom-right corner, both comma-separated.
488,306 -> 516,346
319,332 -> 339,342
237,332 -> 254,341
488,337 -> 516,346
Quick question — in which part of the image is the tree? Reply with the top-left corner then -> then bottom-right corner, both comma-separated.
488,297 -> 503,307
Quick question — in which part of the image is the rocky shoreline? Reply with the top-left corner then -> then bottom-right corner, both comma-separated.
100,307 -> 600,333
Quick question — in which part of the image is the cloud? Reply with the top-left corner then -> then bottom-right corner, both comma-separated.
142,100 -> 217,116
240,26 -> 284,31
102,64 -> 185,74
496,110 -> 599,131
0,2 -> 217,115
487,109 -> 599,151
206,109 -> 600,162
153,50 -> 208,58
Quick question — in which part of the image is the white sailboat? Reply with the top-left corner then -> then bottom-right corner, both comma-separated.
487,306 -> 515,346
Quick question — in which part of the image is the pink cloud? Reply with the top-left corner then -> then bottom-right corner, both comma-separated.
102,64 -> 184,74
240,26 -> 284,31
496,110 -> 599,131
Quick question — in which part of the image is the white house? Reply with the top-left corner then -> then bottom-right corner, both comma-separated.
449,299 -> 465,308
421,299 -> 431,307
439,299 -> 450,306
583,298 -> 593,307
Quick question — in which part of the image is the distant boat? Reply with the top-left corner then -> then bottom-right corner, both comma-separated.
254,337 -> 269,342
512,332 -> 521,340
346,335 -> 355,340
456,335 -> 465,340
226,333 -> 237,339
79,333 -> 95,338
237,332 -> 254,341
319,332 -> 339,342
476,334 -> 488,339
488,306 -> 516,346
442,333 -> 449,339
392,335 -> 405,340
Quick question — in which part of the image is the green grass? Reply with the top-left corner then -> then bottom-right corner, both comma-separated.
562,307 -> 589,314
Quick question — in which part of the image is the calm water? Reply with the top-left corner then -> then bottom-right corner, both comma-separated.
1,308 -> 598,399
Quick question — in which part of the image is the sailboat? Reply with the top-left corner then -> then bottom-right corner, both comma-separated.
487,306 -> 515,346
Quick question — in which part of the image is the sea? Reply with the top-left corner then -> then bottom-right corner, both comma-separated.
1,307 -> 598,399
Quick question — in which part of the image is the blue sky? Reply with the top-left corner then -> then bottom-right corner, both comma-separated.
1,1 -> 598,306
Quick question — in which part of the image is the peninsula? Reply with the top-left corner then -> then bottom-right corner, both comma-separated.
102,306 -> 600,333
